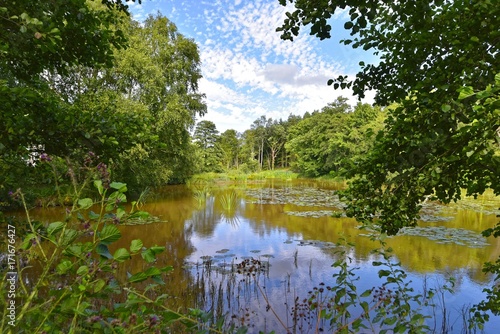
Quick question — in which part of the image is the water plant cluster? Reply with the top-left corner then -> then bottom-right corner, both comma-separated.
245,187 -> 344,208
397,226 -> 489,248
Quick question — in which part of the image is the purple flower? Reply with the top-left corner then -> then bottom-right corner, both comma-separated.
40,153 -> 52,162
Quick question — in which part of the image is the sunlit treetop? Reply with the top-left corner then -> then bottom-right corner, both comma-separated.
0,0 -> 141,81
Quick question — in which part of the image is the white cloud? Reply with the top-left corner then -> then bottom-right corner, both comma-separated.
128,0 -> 375,132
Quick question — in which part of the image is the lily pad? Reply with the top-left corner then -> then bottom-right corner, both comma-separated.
397,226 -> 489,248
286,210 -> 340,218
245,187 -> 345,209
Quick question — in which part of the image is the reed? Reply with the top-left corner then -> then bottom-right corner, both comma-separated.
219,191 -> 238,212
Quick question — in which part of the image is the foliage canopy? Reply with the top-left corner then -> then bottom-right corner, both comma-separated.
278,0 -> 500,235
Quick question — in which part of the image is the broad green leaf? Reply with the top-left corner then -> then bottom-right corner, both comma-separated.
94,180 -> 104,195
78,198 -> 93,209
458,86 -> 475,100
20,233 -> 36,250
113,248 -> 130,262
141,246 -> 165,263
128,272 -> 148,283
96,243 -> 113,259
130,239 -> 143,254
77,265 -> 89,276
144,267 -> 162,276
88,211 -> 99,220
64,244 -> 83,257
110,182 -> 127,192
61,229 -> 79,246
93,279 -> 106,293
141,249 -> 156,263
360,289 -> 372,298
378,269 -> 391,278
99,225 -> 121,245
47,221 -> 65,236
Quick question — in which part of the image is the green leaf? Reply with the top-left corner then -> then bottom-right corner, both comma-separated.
378,269 -> 391,278
61,229 -> 79,246
20,233 -> 36,250
383,316 -> 397,325
110,182 -> 127,192
144,267 -> 162,276
130,239 -> 143,254
78,198 -> 93,209
77,265 -> 89,276
113,248 -> 130,262
360,289 -> 372,298
93,279 -> 106,293
99,225 -> 121,245
458,86 -> 475,100
94,180 -> 104,195
163,310 -> 182,322
64,244 -> 83,257
96,243 -> 113,259
141,246 -> 165,263
141,249 -> 156,263
441,104 -> 451,112
128,272 -> 148,283
47,221 -> 65,236
88,211 -> 99,220
56,259 -> 73,274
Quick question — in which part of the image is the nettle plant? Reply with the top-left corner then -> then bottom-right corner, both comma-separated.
0,156 -> 221,334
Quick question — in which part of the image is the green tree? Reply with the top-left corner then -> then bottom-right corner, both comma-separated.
266,120 -> 287,170
219,129 -> 240,169
193,120 -> 222,173
251,116 -> 272,170
286,98 -> 383,176
110,14 -> 206,185
0,1 -> 140,198
0,0 -> 134,81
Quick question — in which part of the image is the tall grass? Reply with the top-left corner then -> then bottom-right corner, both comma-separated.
189,169 -> 300,183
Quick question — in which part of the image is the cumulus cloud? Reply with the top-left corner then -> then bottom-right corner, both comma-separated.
128,0 -> 375,132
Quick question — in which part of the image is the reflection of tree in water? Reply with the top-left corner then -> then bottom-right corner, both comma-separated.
189,196 -> 220,237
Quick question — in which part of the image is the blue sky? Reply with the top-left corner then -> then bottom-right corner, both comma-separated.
126,0 -> 377,133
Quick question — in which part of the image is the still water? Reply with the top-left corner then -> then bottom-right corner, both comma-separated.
28,180 -> 500,332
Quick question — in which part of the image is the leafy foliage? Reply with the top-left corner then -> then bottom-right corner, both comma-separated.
286,98 -> 385,177
277,0 -> 500,226
1,9 -> 206,198
193,120 -> 223,173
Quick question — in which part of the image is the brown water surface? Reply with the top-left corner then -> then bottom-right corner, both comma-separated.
15,180 -> 500,333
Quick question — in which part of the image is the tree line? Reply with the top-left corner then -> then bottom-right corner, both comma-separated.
193,97 -> 385,177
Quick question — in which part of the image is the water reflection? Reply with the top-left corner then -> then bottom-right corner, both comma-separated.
13,180 -> 500,332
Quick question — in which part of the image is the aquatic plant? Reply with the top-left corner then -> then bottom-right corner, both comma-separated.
192,186 -> 211,207
219,191 -> 238,212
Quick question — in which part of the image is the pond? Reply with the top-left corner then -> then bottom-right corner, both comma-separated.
21,179 -> 500,333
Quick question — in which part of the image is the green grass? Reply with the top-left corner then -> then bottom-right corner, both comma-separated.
188,169 -> 299,183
